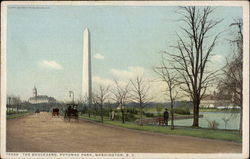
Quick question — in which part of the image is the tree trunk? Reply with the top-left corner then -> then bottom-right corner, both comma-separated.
121,109 -> 125,124
140,104 -> 143,126
88,104 -> 91,118
101,105 -> 103,123
171,102 -> 174,130
192,99 -> 200,127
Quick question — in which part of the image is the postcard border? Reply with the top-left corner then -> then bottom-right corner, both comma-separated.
1,1 -> 249,159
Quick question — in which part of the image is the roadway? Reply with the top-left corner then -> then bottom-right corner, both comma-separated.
7,112 -> 241,153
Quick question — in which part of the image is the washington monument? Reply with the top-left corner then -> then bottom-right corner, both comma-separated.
82,28 -> 92,104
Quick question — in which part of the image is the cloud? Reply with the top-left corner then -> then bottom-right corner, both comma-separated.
93,76 -> 113,87
211,54 -> 223,63
92,66 -> 180,102
38,60 -> 63,70
94,53 -> 105,59
110,66 -> 145,80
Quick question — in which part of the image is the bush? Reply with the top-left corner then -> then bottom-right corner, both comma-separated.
174,106 -> 190,115
115,112 -> 137,122
7,110 -> 18,115
143,112 -> 154,117
126,108 -> 139,114
207,120 -> 219,129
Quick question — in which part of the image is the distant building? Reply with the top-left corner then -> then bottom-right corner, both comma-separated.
28,86 -> 56,104
200,91 -> 234,108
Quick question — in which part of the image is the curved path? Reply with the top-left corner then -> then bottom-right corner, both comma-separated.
7,112 -> 241,153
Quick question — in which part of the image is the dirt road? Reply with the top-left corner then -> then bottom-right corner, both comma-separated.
7,112 -> 241,153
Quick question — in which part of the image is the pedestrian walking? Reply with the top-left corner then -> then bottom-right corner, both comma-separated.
163,108 -> 169,126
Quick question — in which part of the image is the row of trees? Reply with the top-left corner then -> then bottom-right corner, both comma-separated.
6,96 -> 22,112
218,19 -> 243,134
84,77 -> 151,125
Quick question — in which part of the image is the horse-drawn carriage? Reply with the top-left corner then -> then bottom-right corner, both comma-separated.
52,108 -> 59,117
35,109 -> 40,114
64,104 -> 79,121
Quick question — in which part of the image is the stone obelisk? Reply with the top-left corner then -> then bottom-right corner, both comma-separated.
82,28 -> 92,104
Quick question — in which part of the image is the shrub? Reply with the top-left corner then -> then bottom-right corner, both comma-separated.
126,108 -> 139,114
143,112 -> 154,117
115,112 -> 137,122
207,120 -> 219,129
174,106 -> 190,115
7,110 -> 17,115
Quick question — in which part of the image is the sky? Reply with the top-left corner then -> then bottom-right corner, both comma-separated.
6,5 -> 242,102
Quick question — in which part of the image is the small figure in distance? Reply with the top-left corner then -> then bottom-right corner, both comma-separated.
163,108 -> 169,126
35,109 -> 40,115
111,109 -> 115,121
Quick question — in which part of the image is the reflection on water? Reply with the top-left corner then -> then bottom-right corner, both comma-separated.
174,112 -> 240,130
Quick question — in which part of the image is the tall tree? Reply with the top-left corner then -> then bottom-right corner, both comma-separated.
111,80 -> 130,124
218,19 -> 243,134
130,75 -> 151,126
95,85 -> 110,123
166,7 -> 222,127
155,54 -> 179,130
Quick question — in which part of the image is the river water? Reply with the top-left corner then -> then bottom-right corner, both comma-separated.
174,112 -> 240,130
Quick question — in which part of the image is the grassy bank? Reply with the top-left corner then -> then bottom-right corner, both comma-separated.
79,114 -> 241,143
7,112 -> 31,119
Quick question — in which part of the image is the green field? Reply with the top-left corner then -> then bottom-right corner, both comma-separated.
79,114 -> 241,143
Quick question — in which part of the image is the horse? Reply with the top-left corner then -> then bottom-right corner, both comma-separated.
35,109 -> 40,115
64,106 -> 78,121
35,109 -> 40,113
52,108 -> 59,117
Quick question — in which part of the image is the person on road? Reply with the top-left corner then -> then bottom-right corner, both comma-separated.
163,108 -> 169,126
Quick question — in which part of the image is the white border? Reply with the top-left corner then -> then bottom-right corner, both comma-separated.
242,2 -> 249,158
0,1 -> 248,6
1,0 -> 8,157
1,1 -> 249,159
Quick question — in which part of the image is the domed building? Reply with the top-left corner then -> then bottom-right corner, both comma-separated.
28,86 -> 56,104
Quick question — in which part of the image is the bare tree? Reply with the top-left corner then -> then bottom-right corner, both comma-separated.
155,54 -> 179,130
94,85 -> 110,123
218,19 -> 243,134
165,7 -> 222,127
7,95 -> 12,112
130,75 -> 151,126
111,80 -> 130,124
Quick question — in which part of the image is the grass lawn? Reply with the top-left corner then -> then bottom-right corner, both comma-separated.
79,114 -> 241,143
7,112 -> 31,119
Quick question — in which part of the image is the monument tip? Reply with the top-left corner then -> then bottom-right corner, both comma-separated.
84,28 -> 89,33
